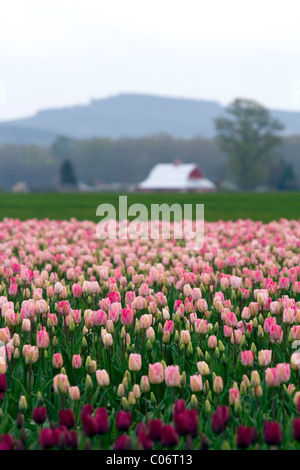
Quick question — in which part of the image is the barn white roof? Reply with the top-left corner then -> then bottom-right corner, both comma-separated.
138,163 -> 216,190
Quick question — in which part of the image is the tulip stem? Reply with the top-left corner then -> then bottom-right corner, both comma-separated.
28,364 -> 32,410
144,393 -> 148,423
5,344 -> 14,394
156,385 -> 160,418
283,324 -> 288,351
30,318 -> 34,345
281,385 -> 285,425
142,331 -> 145,358
272,387 -> 276,420
108,347 -> 112,378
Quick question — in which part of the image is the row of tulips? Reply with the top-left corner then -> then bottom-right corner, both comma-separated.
0,398 -> 299,450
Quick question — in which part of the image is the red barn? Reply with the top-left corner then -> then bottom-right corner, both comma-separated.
137,160 -> 216,192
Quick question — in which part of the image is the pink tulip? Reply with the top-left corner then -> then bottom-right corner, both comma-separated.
225,312 -> 238,327
241,350 -> 254,367
165,366 -> 181,387
190,374 -> 203,392
72,354 -> 82,369
269,324 -> 283,344
229,388 -> 240,406
57,301 -> 71,317
230,276 -> 242,289
53,373 -> 70,394
140,314 -> 151,330
72,283 -> 82,298
163,320 -> 174,335
21,300 -> 36,319
194,319 -> 207,335
283,307 -> 296,324
148,362 -> 164,384
36,328 -> 49,349
121,308 -> 134,325
96,369 -> 110,387
291,325 -> 300,340
69,386 -> 80,401
8,283 -> 18,296
265,368 -> 280,387
23,345 -> 39,364
180,330 -> 191,345
92,309 -> 107,326
258,350 -> 272,367
223,325 -> 233,337
276,363 -> 291,383
264,317 -> 276,333
279,277 -> 290,291
129,353 -> 142,372
52,353 -> 63,369
231,330 -> 242,344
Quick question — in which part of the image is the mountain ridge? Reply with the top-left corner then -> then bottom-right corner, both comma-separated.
0,93 -> 299,145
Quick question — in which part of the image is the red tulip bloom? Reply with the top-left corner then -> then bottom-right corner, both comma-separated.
237,425 -> 257,449
148,419 -> 163,441
68,430 -> 78,450
59,409 -> 75,429
39,428 -> 60,449
293,418 -> 300,442
0,374 -> 7,393
161,425 -> 179,447
135,422 -> 147,436
82,414 -> 98,437
0,434 -> 14,450
137,431 -> 153,450
57,426 -> 78,449
174,399 -> 186,415
174,409 -> 198,436
114,435 -> 132,450
211,406 -> 230,434
95,407 -> 109,434
116,411 -> 131,431
33,406 -> 47,425
80,404 -> 93,420
264,421 -> 282,446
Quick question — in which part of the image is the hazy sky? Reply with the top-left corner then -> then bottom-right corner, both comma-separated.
0,0 -> 299,121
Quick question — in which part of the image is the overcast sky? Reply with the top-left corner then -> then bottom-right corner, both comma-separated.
0,0 -> 299,121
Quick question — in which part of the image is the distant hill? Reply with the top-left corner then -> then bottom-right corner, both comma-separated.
0,93 -> 300,145
0,125 -> 58,146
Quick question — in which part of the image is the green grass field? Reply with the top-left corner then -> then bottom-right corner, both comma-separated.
0,192 -> 299,222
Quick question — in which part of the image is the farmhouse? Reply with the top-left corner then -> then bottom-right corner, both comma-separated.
137,160 -> 216,192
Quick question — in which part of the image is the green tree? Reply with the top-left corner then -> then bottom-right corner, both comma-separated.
59,159 -> 77,186
278,162 -> 297,190
51,135 -> 75,160
214,98 -> 284,190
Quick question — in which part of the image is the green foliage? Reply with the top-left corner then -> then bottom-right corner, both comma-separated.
215,99 -> 285,190
51,136 -> 75,159
1,192 -> 300,222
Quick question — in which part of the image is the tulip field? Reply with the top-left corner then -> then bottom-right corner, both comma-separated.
0,210 -> 300,450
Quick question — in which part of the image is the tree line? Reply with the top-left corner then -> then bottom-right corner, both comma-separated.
0,99 -> 299,191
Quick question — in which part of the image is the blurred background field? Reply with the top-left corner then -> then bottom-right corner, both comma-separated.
0,192 -> 299,223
